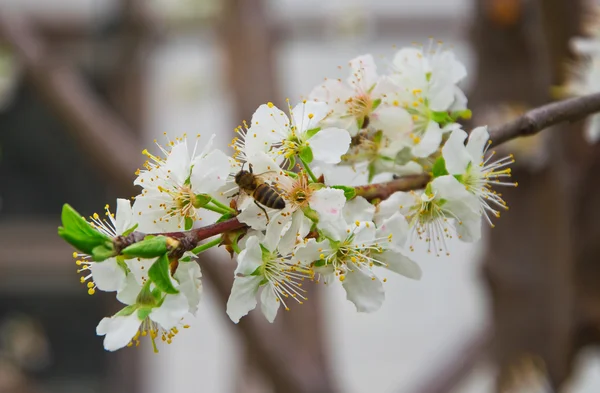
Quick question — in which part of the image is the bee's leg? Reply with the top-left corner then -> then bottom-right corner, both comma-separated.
249,163 -> 254,174
254,200 -> 270,223
229,192 -> 239,199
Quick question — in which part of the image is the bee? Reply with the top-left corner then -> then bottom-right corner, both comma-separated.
234,163 -> 285,221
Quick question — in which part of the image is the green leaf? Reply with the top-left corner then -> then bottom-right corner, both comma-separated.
259,243 -> 271,261
58,229 -> 104,255
305,127 -> 321,139
301,206 -> 320,223
432,157 -> 449,178
137,307 -> 153,320
372,98 -> 382,111
185,217 -> 193,230
115,304 -> 138,317
431,111 -> 453,125
91,243 -> 116,262
425,72 -> 432,82
287,155 -> 297,171
148,254 -> 179,295
193,193 -> 212,208
313,259 -> 326,267
331,185 -> 356,200
216,213 -> 235,223
367,162 -> 377,183
122,223 -> 138,236
452,109 -> 472,120
122,236 -> 168,258
299,145 -> 314,164
58,204 -> 112,254
453,174 -> 463,183
61,204 -> 100,238
372,130 -> 384,145
425,182 -> 433,196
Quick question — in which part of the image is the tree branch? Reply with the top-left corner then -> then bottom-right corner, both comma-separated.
488,92 -> 600,147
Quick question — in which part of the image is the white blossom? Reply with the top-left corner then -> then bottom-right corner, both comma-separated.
390,42 -> 468,157
133,134 -> 230,232
310,54 -> 413,138
75,199 -> 136,295
226,235 -> 313,323
442,126 -> 516,226
295,197 -> 421,312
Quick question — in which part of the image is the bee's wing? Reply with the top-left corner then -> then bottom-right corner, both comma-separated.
234,189 -> 254,210
255,170 -> 286,187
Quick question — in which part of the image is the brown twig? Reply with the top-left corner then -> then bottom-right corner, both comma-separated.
488,92 -> 600,147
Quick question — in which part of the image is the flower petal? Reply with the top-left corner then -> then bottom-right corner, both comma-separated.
412,121 -> 443,158
150,293 -> 189,330
292,101 -> 329,133
97,313 -> 141,352
116,274 -> 141,305
377,250 -> 422,279
190,149 -> 231,194
174,261 -> 203,316
371,105 -> 413,140
235,236 -> 264,275
309,128 -> 351,164
309,78 -> 354,115
348,54 -> 378,90
343,196 -> 375,223
115,198 -> 134,234
294,239 -> 330,266
342,262 -> 384,313
310,188 -> 346,221
466,126 -> 490,165
90,258 -> 127,292
442,128 -> 470,174
375,191 -> 419,224
376,212 -> 410,250
226,276 -> 262,323
260,286 -> 280,323
164,140 -> 191,186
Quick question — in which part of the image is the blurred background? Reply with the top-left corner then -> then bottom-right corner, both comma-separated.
1,0 -> 600,392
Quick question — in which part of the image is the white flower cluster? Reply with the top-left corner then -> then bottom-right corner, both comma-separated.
62,42 -> 516,352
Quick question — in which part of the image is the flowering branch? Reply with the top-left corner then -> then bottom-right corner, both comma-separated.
488,91 -> 600,147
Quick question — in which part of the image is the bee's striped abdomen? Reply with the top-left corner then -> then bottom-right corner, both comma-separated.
254,183 -> 286,209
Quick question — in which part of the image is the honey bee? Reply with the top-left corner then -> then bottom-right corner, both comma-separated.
234,164 -> 285,221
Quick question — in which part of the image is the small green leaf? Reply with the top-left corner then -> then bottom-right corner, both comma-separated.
122,236 -> 168,258
61,204 -> 99,238
259,243 -> 271,261
137,307 -> 153,321
453,174 -> 463,183
301,206 -> 320,223
451,109 -> 472,121
305,127 -> 321,139
367,162 -> 377,183
372,98 -> 382,110
58,229 -> 103,255
91,243 -> 116,262
185,217 -> 193,230
299,145 -> 314,164
287,155 -> 297,171
313,260 -> 326,267
115,304 -> 138,317
122,223 -> 138,237
425,182 -> 433,196
216,213 -> 235,223
372,130 -> 384,145
432,157 -> 449,178
331,185 -> 356,200
148,254 -> 179,295
194,194 -> 212,208
431,111 -> 453,125
425,72 -> 432,82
